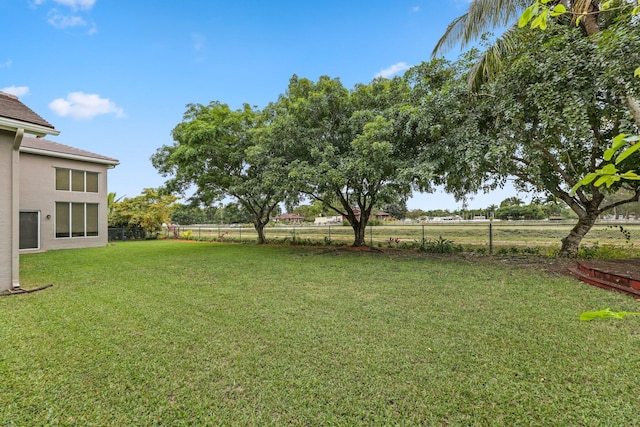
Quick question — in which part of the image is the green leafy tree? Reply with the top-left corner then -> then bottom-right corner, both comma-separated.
170,203 -> 207,225
109,188 -> 177,235
495,204 -> 546,220
291,202 -> 328,222
222,202 -> 255,224
152,102 -> 290,244
266,75 -> 423,246
414,23 -> 640,257
379,200 -> 408,220
499,197 -> 525,208
433,0 -> 639,96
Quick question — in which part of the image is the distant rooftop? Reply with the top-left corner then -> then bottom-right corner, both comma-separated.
21,135 -> 119,166
0,91 -> 56,131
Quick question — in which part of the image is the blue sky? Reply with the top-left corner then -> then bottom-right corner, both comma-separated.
2,0 -> 524,211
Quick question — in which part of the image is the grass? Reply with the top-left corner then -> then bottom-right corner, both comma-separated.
2,241 -> 640,425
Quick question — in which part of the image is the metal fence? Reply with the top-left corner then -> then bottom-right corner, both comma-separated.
139,220 -> 640,253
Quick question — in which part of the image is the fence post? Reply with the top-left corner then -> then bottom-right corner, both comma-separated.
328,225 -> 331,243
370,224 -> 373,246
489,222 -> 493,254
293,225 -> 296,242
422,224 -> 425,248
239,225 -> 242,242
198,226 -> 201,240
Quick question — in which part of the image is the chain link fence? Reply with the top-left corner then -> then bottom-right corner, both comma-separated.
120,220 -> 640,253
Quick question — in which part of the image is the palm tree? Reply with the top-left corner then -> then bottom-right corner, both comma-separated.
432,0 -> 634,95
107,192 -> 123,216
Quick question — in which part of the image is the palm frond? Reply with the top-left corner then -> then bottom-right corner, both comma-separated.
433,0 -> 530,57
467,25 -> 521,92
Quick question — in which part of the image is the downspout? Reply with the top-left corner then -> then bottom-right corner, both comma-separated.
12,128 -> 24,289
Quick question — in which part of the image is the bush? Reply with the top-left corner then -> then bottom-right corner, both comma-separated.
419,236 -> 463,254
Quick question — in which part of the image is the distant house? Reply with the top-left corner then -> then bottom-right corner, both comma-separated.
0,91 -> 118,292
338,209 -> 392,222
273,213 -> 305,223
375,211 -> 391,221
314,215 -> 343,225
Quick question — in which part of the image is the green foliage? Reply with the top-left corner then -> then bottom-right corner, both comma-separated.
170,203 -> 207,225
152,102 -> 289,243
109,188 -> 177,234
495,246 -> 543,256
495,204 -> 546,220
580,308 -> 640,321
415,21 -> 640,256
266,75 -> 421,246
419,236 -> 463,253
577,243 -> 638,259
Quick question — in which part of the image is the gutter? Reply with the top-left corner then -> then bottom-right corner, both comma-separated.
0,117 -> 60,138
19,146 -> 120,167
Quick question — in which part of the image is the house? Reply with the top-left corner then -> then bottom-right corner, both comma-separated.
375,211 -> 391,221
0,91 -> 118,292
314,215 -> 343,225
19,135 -> 119,252
273,213 -> 305,223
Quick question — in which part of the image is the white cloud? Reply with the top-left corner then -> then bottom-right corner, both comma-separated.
48,11 -> 86,29
374,62 -> 411,79
0,59 -> 12,68
49,92 -> 126,120
1,86 -> 30,97
30,0 -> 95,9
53,0 -> 95,10
411,6 -> 421,13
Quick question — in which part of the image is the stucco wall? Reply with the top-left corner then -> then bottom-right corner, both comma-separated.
19,152 -> 111,252
0,130 -> 16,290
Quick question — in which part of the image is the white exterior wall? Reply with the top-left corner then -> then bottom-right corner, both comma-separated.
0,130 -> 19,291
19,152 -> 110,252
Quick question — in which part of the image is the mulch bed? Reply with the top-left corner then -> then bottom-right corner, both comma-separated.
577,259 -> 640,279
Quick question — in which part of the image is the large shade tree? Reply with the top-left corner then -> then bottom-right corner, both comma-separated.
152,102 -> 289,244
416,23 -> 640,257
265,75 -> 425,246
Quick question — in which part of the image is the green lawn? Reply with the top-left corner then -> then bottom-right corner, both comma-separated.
2,241 -> 639,425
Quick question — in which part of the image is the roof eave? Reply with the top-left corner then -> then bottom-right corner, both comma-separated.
0,117 -> 59,137
20,146 -> 119,167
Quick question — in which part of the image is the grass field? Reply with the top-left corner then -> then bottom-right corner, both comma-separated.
2,241 -> 640,425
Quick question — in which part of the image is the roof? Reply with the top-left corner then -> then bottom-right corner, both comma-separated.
20,135 -> 119,166
0,92 -> 58,136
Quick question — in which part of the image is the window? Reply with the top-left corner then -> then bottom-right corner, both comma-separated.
55,168 -> 99,193
56,202 -> 99,238
56,168 -> 70,191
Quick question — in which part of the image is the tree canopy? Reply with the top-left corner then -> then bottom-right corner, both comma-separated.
152,102 -> 290,244
415,21 -> 640,256
109,188 -> 177,236
265,75 -> 426,246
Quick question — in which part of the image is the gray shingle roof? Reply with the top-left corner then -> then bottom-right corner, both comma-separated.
21,135 -> 119,165
0,91 -> 56,130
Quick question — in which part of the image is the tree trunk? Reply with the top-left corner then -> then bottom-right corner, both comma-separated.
351,220 -> 367,246
559,212 -> 598,257
255,221 -> 267,244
